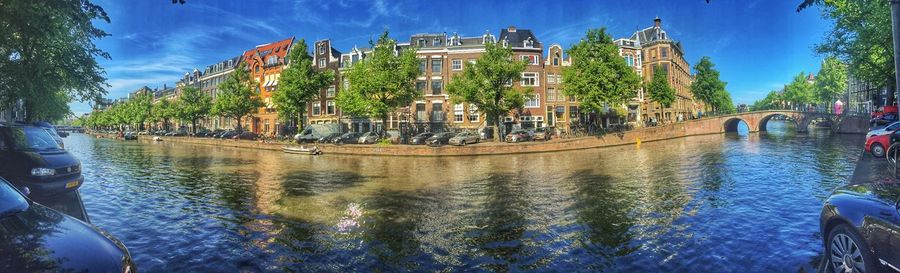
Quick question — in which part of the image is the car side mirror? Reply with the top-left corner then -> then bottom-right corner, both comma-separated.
19,186 -> 30,197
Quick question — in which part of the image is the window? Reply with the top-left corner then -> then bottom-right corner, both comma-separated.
431,80 -> 442,95
432,102 -> 444,122
468,104 -> 479,122
568,95 -> 576,102
624,55 -> 634,67
326,86 -> 336,98
569,106 -> 579,119
318,59 -> 326,68
661,47 -> 668,58
521,72 -> 538,86
451,59 -> 462,71
454,104 -> 464,122
553,57 -> 559,66
555,106 -> 566,121
416,103 -> 426,121
264,119 -> 270,132
416,80 -> 426,94
267,56 -> 278,65
326,101 -> 335,115
433,37 -> 442,47
312,103 -> 321,116
547,87 -> 558,101
419,59 -> 426,73
431,59 -> 442,73
524,38 -> 534,48
255,66 -> 260,72
525,94 -> 540,108
417,39 -> 426,47
318,45 -> 325,54
547,74 -> 556,84
342,78 -> 349,89
521,55 -> 538,65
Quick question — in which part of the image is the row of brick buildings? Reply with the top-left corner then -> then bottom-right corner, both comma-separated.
103,17 -> 700,136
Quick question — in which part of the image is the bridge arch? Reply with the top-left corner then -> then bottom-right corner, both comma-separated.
723,117 -> 750,133
758,113 -> 799,132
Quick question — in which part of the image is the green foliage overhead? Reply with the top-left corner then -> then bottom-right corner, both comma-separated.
152,99 -> 176,130
176,86 -> 212,132
811,0 -> 894,88
815,56 -> 848,105
272,39 -> 334,125
561,28 -> 642,113
446,41 -> 529,141
337,31 -> 420,130
212,62 -> 262,131
751,90 -> 784,111
0,0 -> 111,121
646,66 -> 676,109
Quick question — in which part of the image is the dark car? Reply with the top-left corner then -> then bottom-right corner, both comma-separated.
234,131 -> 257,140
820,182 -> 900,273
505,129 -> 532,143
0,123 -> 83,197
219,130 -> 240,139
0,176 -> 136,273
318,132 -> 342,143
409,132 -> 434,145
33,121 -> 65,149
426,132 -> 455,146
334,132 -> 363,144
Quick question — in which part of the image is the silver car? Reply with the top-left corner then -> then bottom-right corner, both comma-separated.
448,131 -> 480,146
357,131 -> 382,144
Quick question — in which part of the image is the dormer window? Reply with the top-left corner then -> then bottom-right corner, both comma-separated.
318,45 -> 325,54
433,37 -> 442,47
524,38 -> 534,48
417,39 -> 426,47
502,39 -> 508,47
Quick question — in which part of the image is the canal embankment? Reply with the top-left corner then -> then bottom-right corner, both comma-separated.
850,152 -> 899,184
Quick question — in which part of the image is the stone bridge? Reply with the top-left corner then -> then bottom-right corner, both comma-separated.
703,110 -> 869,134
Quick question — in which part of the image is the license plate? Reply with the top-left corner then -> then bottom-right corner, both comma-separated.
65,181 -> 79,188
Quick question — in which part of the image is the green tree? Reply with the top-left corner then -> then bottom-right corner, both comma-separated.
446,41 -> 529,142
0,0 -> 110,121
691,56 -> 730,113
125,93 -> 153,131
561,28 -> 642,117
815,56 -> 848,109
802,0 -> 894,90
272,39 -> 334,129
213,62 -> 262,131
337,31 -> 420,132
646,66 -> 676,116
783,72 -> 815,109
176,86 -> 212,134
153,99 -> 176,131
751,90 -> 784,111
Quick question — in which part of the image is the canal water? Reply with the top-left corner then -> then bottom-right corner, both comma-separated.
60,121 -> 863,272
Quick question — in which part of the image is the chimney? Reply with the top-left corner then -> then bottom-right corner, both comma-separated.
507,25 -> 516,32
654,17 -> 661,28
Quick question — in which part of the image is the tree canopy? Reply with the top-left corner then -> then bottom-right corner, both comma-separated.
446,41 -> 529,141
337,31 -> 420,132
272,39 -> 334,126
646,66 -> 676,109
212,62 -> 262,131
0,0 -> 111,121
783,72 -> 815,108
561,28 -> 642,115
691,56 -> 733,113
176,86 -> 212,133
815,56 -> 848,106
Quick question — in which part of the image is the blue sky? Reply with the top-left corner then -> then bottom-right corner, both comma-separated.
74,0 -> 831,115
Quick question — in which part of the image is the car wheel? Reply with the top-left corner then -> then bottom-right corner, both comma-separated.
871,143 -> 885,158
827,224 -> 877,273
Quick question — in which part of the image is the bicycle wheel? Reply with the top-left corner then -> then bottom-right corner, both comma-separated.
888,143 -> 900,166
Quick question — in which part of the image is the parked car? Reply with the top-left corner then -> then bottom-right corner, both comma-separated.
533,127 -> 553,141
820,182 -> 900,273
234,131 -> 258,140
866,128 -> 900,158
192,128 -> 210,137
426,132 -> 456,146
334,132 -> 363,144
409,132 -> 434,145
219,130 -> 240,139
296,124 -> 342,143
207,129 -> 225,138
358,131 -> 384,144
505,129 -> 532,143
866,121 -> 900,139
0,123 -> 83,196
33,121 -> 65,149
0,176 -> 136,273
479,126 -> 495,141
449,131 -> 480,146
317,132 -> 343,143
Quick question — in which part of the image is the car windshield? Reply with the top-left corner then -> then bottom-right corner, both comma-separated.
0,180 -> 28,217
4,126 -> 62,151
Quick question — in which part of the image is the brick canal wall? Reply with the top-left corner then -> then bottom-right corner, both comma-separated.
90,112 -> 865,157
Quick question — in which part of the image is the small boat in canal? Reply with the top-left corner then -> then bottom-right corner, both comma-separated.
282,145 -> 322,155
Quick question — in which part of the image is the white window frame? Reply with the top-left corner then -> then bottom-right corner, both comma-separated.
451,59 -> 462,71
468,104 -> 479,122
311,103 -> 321,116
521,72 -> 539,87
318,59 -> 326,68
318,45 -> 326,54
326,86 -> 336,98
525,94 -> 540,108
326,100 -> 335,115
521,55 -> 538,65
454,103 -> 464,122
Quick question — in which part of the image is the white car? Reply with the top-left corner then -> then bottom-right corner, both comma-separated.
866,121 -> 900,139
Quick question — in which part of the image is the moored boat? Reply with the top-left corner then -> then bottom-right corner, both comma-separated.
282,145 -> 322,155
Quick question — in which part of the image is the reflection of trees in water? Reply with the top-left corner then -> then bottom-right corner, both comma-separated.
357,188 -> 439,271
459,172 -> 531,272
566,170 -> 638,271
278,171 -> 367,197
695,149 -> 735,208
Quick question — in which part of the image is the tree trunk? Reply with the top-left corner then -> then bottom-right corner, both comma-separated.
236,116 -> 243,132
492,114 -> 501,143
191,119 -> 197,135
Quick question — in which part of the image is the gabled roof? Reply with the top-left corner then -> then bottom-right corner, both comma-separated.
498,26 -> 542,49
242,37 -> 294,63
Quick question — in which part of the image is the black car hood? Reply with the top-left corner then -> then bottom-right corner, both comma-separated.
833,182 -> 900,205
0,203 -> 126,273
19,150 -> 78,169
